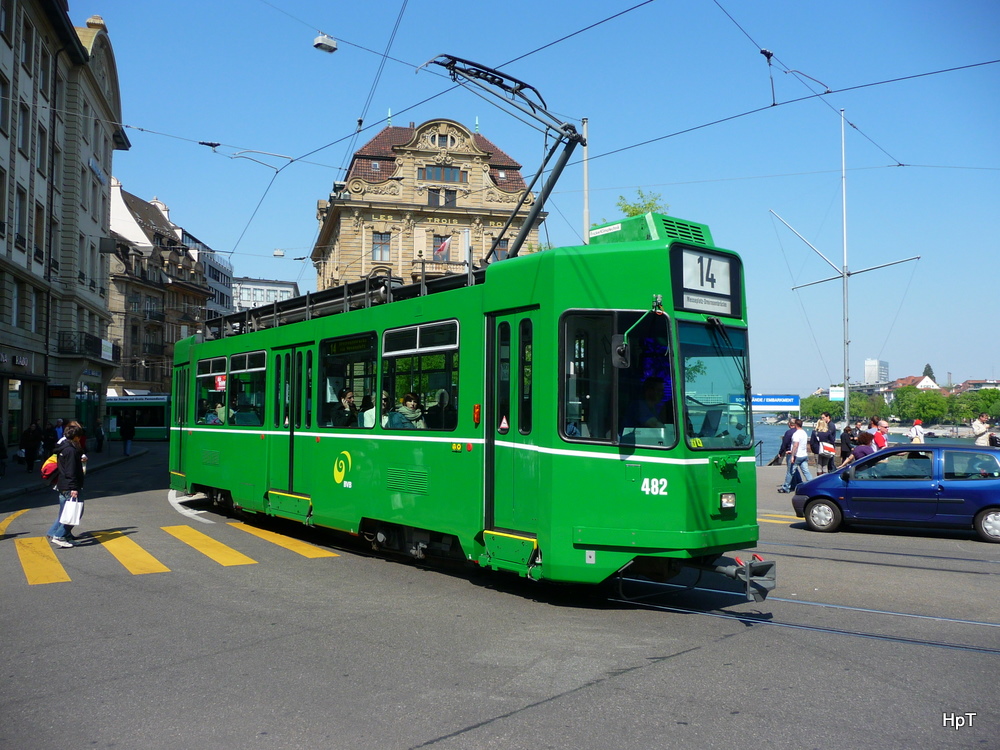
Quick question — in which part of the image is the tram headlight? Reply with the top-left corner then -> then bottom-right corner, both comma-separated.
720,492 -> 736,510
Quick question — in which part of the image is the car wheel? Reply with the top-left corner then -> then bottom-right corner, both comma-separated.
805,498 -> 842,533
974,508 -> 1000,543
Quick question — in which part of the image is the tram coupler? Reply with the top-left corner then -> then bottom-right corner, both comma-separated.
689,553 -> 776,602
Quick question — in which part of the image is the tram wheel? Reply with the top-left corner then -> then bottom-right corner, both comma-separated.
974,508 -> 1000,543
804,498 -> 842,533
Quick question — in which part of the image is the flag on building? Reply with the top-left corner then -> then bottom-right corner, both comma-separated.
434,236 -> 451,260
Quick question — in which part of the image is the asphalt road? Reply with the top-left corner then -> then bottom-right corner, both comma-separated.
1,452 -> 995,749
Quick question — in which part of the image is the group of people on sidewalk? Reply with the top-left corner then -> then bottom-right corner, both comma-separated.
774,413 -> 966,494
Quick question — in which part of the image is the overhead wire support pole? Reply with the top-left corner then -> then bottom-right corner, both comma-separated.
422,54 -> 586,260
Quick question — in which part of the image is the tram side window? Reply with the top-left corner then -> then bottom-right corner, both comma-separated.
196,357 -> 228,425
228,351 -> 266,426
319,333 -> 377,428
616,311 -> 677,449
561,313 -> 614,442
382,321 -> 459,431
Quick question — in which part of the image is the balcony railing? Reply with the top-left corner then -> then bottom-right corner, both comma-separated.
142,342 -> 166,356
33,246 -> 44,263
15,233 -> 26,250
57,331 -> 121,363
144,309 -> 166,322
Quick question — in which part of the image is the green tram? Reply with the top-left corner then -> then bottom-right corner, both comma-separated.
170,212 -> 773,597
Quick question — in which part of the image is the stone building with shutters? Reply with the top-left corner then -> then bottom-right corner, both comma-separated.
311,119 -> 544,290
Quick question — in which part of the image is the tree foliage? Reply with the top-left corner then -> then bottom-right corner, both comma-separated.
615,188 -> 669,218
922,363 -> 936,382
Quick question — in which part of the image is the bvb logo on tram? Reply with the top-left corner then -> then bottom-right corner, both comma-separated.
334,451 -> 353,487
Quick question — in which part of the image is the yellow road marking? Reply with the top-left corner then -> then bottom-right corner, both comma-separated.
15,538 -> 71,585
759,518 -> 797,524
161,525 -> 257,566
759,513 -> 800,520
91,531 -> 171,575
228,522 -> 339,558
1,508 -> 31,536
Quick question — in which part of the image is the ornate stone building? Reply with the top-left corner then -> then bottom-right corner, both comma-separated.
311,119 -> 544,290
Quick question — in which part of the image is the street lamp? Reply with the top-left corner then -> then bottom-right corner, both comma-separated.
314,34 -> 338,53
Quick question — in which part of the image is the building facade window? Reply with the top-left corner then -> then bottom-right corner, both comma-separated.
372,231 -> 391,262
0,75 -> 9,134
14,186 -> 27,246
427,188 -> 457,208
17,104 -> 29,154
0,0 -> 12,41
35,125 -> 47,173
433,235 -> 451,262
418,166 -> 467,183
20,17 -> 33,69
0,167 -> 6,235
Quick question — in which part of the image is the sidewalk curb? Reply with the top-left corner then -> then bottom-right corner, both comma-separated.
0,448 -> 150,503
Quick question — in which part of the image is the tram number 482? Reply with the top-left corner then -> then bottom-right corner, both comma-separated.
640,478 -> 668,495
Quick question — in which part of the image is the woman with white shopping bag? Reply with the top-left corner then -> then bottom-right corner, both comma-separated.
47,423 -> 86,548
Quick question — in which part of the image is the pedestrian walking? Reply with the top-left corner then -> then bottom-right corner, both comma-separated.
810,412 -> 838,474
119,415 -> 136,456
778,418 -> 812,493
19,422 -> 42,472
94,419 -> 106,453
47,423 -> 86,548
908,419 -> 926,444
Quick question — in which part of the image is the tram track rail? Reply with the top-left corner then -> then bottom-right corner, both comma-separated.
754,540 -> 1000,576
608,581 -> 1000,656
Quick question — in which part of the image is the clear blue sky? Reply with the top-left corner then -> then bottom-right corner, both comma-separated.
76,0 -> 999,397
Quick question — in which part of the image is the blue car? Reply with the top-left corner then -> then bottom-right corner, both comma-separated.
791,445 -> 1000,543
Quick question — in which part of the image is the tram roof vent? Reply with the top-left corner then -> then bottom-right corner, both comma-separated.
588,212 -> 713,247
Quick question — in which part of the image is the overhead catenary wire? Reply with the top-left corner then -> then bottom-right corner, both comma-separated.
713,0 -> 902,165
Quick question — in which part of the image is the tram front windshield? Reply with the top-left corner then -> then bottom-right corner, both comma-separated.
677,320 -> 751,450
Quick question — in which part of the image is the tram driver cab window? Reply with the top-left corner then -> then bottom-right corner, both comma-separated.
560,311 -> 676,448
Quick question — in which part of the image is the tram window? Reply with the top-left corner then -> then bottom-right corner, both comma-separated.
320,333 -> 377,429
519,319 -> 532,434
561,313 -> 614,442
560,311 -> 677,447
273,354 -> 282,428
305,351 -> 313,428
196,356 -> 227,425
616,311 -> 677,449
677,321 -> 751,450
294,352 -> 304,429
228,350 -> 266,427
382,321 -> 459,431
496,323 -> 510,434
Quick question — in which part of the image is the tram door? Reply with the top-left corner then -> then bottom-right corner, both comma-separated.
170,364 -> 190,480
486,313 -> 538,534
268,345 -> 313,519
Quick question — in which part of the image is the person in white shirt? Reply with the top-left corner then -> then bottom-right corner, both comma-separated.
972,413 -> 993,447
779,418 -> 813,493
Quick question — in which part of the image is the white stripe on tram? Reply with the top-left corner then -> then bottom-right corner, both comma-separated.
170,426 -> 754,465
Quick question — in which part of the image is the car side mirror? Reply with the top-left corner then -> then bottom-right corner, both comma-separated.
841,468 -> 852,483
